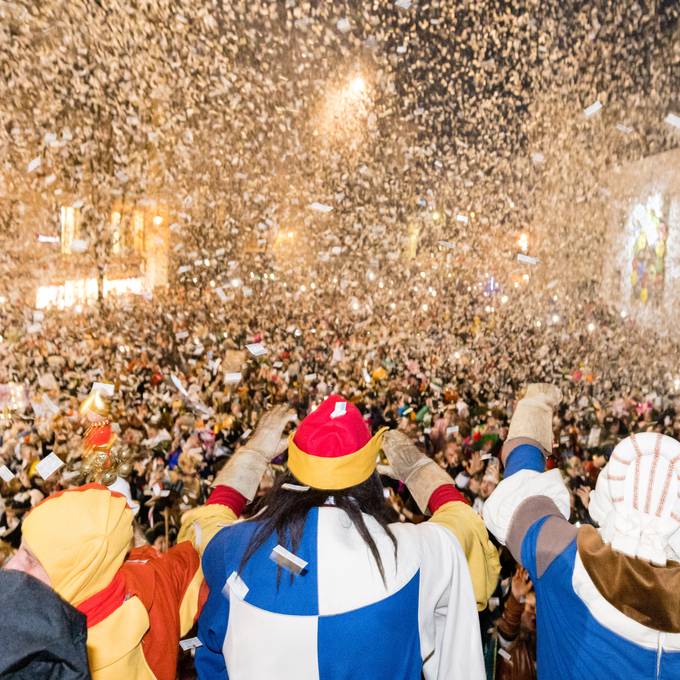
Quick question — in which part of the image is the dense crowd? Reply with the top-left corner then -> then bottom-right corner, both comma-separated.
2,259 -> 680,541
1,258 -> 679,676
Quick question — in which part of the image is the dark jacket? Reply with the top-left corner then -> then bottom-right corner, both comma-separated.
0,569 -> 90,679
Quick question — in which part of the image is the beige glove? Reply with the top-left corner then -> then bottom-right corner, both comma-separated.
505,383 -> 561,456
381,430 -> 454,514
213,405 -> 296,500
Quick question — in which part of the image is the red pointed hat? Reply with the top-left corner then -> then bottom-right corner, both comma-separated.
288,394 -> 387,490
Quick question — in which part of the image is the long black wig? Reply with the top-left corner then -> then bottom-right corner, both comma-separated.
239,470 -> 398,587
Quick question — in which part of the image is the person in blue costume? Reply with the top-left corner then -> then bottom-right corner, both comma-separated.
484,384 -> 680,680
197,394 -> 499,679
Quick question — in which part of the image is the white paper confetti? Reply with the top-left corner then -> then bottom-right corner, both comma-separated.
270,544 -> 308,574
517,253 -> 539,265
330,400 -> 347,418
245,342 -> 268,357
224,571 -> 249,600
35,452 -> 64,480
0,465 -> 15,483
309,202 -> 333,213
179,637 -> 203,651
583,100 -> 603,117
92,382 -> 115,397
664,112 -> 680,129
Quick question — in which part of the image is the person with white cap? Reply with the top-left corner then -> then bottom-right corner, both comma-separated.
197,394 -> 499,679
483,384 -> 680,679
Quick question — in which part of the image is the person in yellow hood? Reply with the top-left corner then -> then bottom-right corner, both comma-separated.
4,405 -> 296,680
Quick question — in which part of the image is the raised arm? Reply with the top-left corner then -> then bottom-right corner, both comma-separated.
178,405 -> 296,554
382,430 -> 500,610
482,384 -> 575,581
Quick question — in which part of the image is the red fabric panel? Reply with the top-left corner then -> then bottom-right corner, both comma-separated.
76,571 -> 126,628
207,485 -> 247,516
428,483 -> 470,513
118,542 -> 201,680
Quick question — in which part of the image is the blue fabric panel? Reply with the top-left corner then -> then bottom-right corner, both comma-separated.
197,508 -> 320,677
526,539 -> 680,679
317,571 -> 421,680
197,532 -> 232,678
238,506 -> 319,616
505,444 -> 545,477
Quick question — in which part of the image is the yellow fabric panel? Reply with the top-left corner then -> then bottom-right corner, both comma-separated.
22,486 -> 133,604
431,501 -> 500,611
178,565 -> 204,637
87,595 -> 155,680
287,427 -> 387,490
178,504 -> 238,556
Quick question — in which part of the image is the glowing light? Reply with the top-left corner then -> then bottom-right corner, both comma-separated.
288,231 -> 295,238
300,284 -> 307,292
552,314 -> 560,323
367,270 -> 376,282
421,303 -> 429,312
484,305 -> 492,313
522,273 -> 530,282
348,75 -> 366,97
153,215 -> 163,226
432,211 -> 440,221
536,320 -> 542,328
518,233 -> 529,253
500,295 -> 509,304
621,309 -> 627,318
587,322 -> 596,333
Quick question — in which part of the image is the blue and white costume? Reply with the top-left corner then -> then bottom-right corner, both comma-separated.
197,504 -> 485,679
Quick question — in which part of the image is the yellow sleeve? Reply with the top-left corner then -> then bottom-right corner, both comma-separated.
430,501 -> 500,610
177,504 -> 238,558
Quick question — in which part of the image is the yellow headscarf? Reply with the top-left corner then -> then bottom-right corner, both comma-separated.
22,484 -> 133,605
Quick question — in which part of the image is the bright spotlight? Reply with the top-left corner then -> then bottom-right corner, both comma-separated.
348,76 -> 365,96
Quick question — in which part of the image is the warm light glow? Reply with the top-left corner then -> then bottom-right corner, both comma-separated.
518,233 -> 529,253
36,277 -> 145,309
501,295 -> 509,304
102,277 -> 144,297
153,215 -> 163,226
587,322 -> 596,332
348,75 -> 366,97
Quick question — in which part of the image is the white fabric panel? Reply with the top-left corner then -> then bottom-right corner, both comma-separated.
483,469 -> 570,545
572,551 -> 680,652
224,593 -> 319,680
316,507 -> 419,616
413,522 -> 486,680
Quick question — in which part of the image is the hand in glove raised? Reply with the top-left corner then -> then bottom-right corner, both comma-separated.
213,405 -> 296,499
380,430 -> 452,513
506,383 -> 562,456
246,404 -> 297,460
